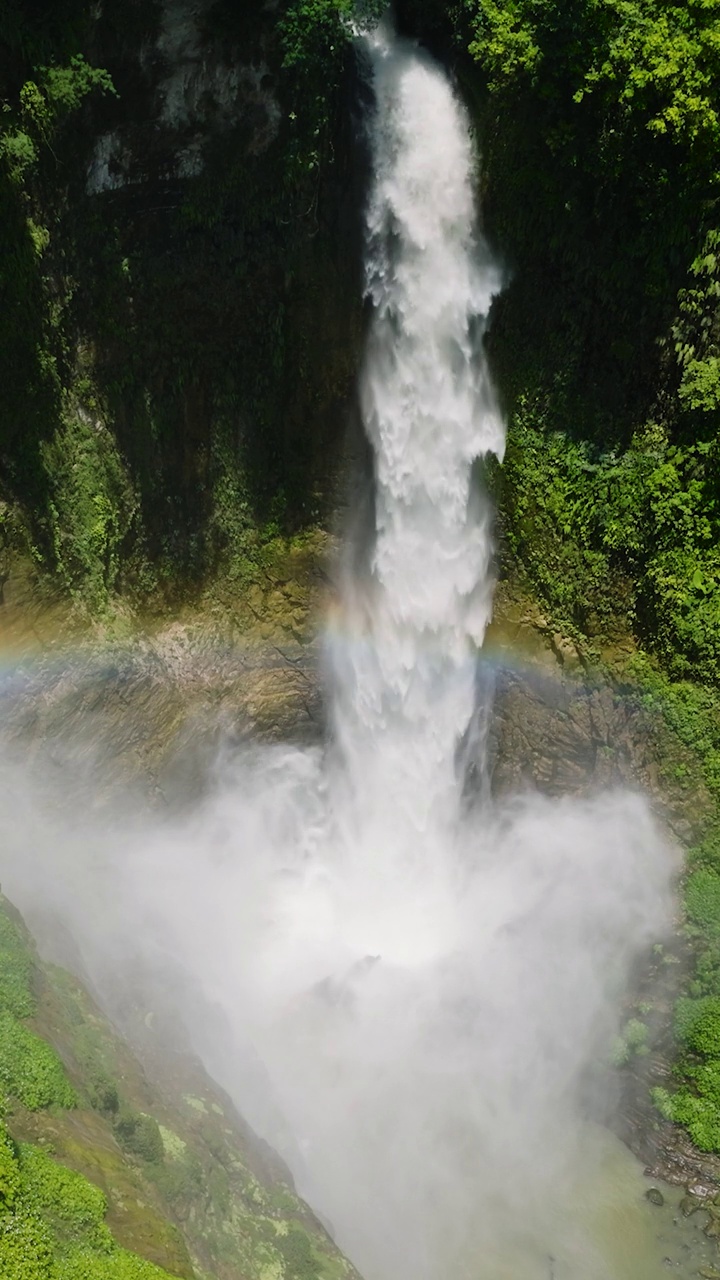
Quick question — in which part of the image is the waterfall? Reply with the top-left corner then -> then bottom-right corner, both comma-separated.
330,21 -> 502,838
0,18 -> 677,1280
162,27 -> 668,1278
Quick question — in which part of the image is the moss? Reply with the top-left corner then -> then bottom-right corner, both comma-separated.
157,1128 -> 186,1162
182,1097 -> 208,1115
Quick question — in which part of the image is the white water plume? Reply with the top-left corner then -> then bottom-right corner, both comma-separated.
326,24 -> 505,938
0,19 -> 678,1280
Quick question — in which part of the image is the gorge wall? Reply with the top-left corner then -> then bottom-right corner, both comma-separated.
0,0 -> 366,612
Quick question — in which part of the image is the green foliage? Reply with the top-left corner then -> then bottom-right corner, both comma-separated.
0,127 -> 37,181
653,1068 -> 720,1151
0,904 -> 35,1021
18,1144 -> 111,1253
686,869 -> 720,938
280,0 -> 383,69
278,0 -> 383,176
87,1073 -> 119,1118
611,1017 -> 649,1066
0,1123 -> 21,1211
279,0 -> 353,70
0,1117 -> 180,1280
40,404 -> 137,611
465,0 -> 720,681
675,996 -> 720,1055
501,413 -> 634,636
1,55 -> 114,186
633,667 -> 720,1155
635,663 -> 720,800
41,56 -> 114,116
277,1225 -> 323,1280
0,35 -> 118,607
456,0 -> 720,1155
0,1209 -> 54,1280
59,1251 -> 180,1279
277,0 -> 353,179
114,1113 -> 164,1166
674,228 -> 720,416
467,0 -> 720,156
500,382 -> 720,677
0,1012 -> 77,1112
0,899 -> 76,1113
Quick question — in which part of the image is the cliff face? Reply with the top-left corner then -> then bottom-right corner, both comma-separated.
0,0 -> 365,612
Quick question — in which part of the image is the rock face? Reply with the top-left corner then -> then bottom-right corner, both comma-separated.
483,589 -> 712,840
0,530 -> 329,804
0,0 -> 365,607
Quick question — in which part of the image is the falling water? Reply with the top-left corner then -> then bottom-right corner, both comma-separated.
0,18 -> 679,1280
94,24 -> 671,1278
329,20 -> 501,876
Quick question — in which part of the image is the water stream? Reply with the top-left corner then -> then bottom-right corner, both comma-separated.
0,18 -> 704,1280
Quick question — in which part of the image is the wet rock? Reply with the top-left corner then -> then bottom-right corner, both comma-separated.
681,1196 -> 703,1217
646,1187 -> 665,1206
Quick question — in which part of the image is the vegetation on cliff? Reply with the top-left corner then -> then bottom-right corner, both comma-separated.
0,0 -> 366,612
447,0 -> 720,1155
0,892 -> 361,1280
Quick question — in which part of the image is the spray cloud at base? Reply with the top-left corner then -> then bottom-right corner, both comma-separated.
0,18 -> 678,1280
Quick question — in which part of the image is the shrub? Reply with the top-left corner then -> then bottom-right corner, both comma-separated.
675,996 -> 720,1056
653,1062 -> 720,1151
114,1112 -> 164,1165
686,868 -> 720,937
0,904 -> 35,1020
0,1012 -> 76,1111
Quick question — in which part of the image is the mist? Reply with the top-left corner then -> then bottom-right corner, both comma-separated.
0,18 -> 678,1280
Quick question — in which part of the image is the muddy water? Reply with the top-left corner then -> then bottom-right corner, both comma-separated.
470,1124 -> 718,1280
